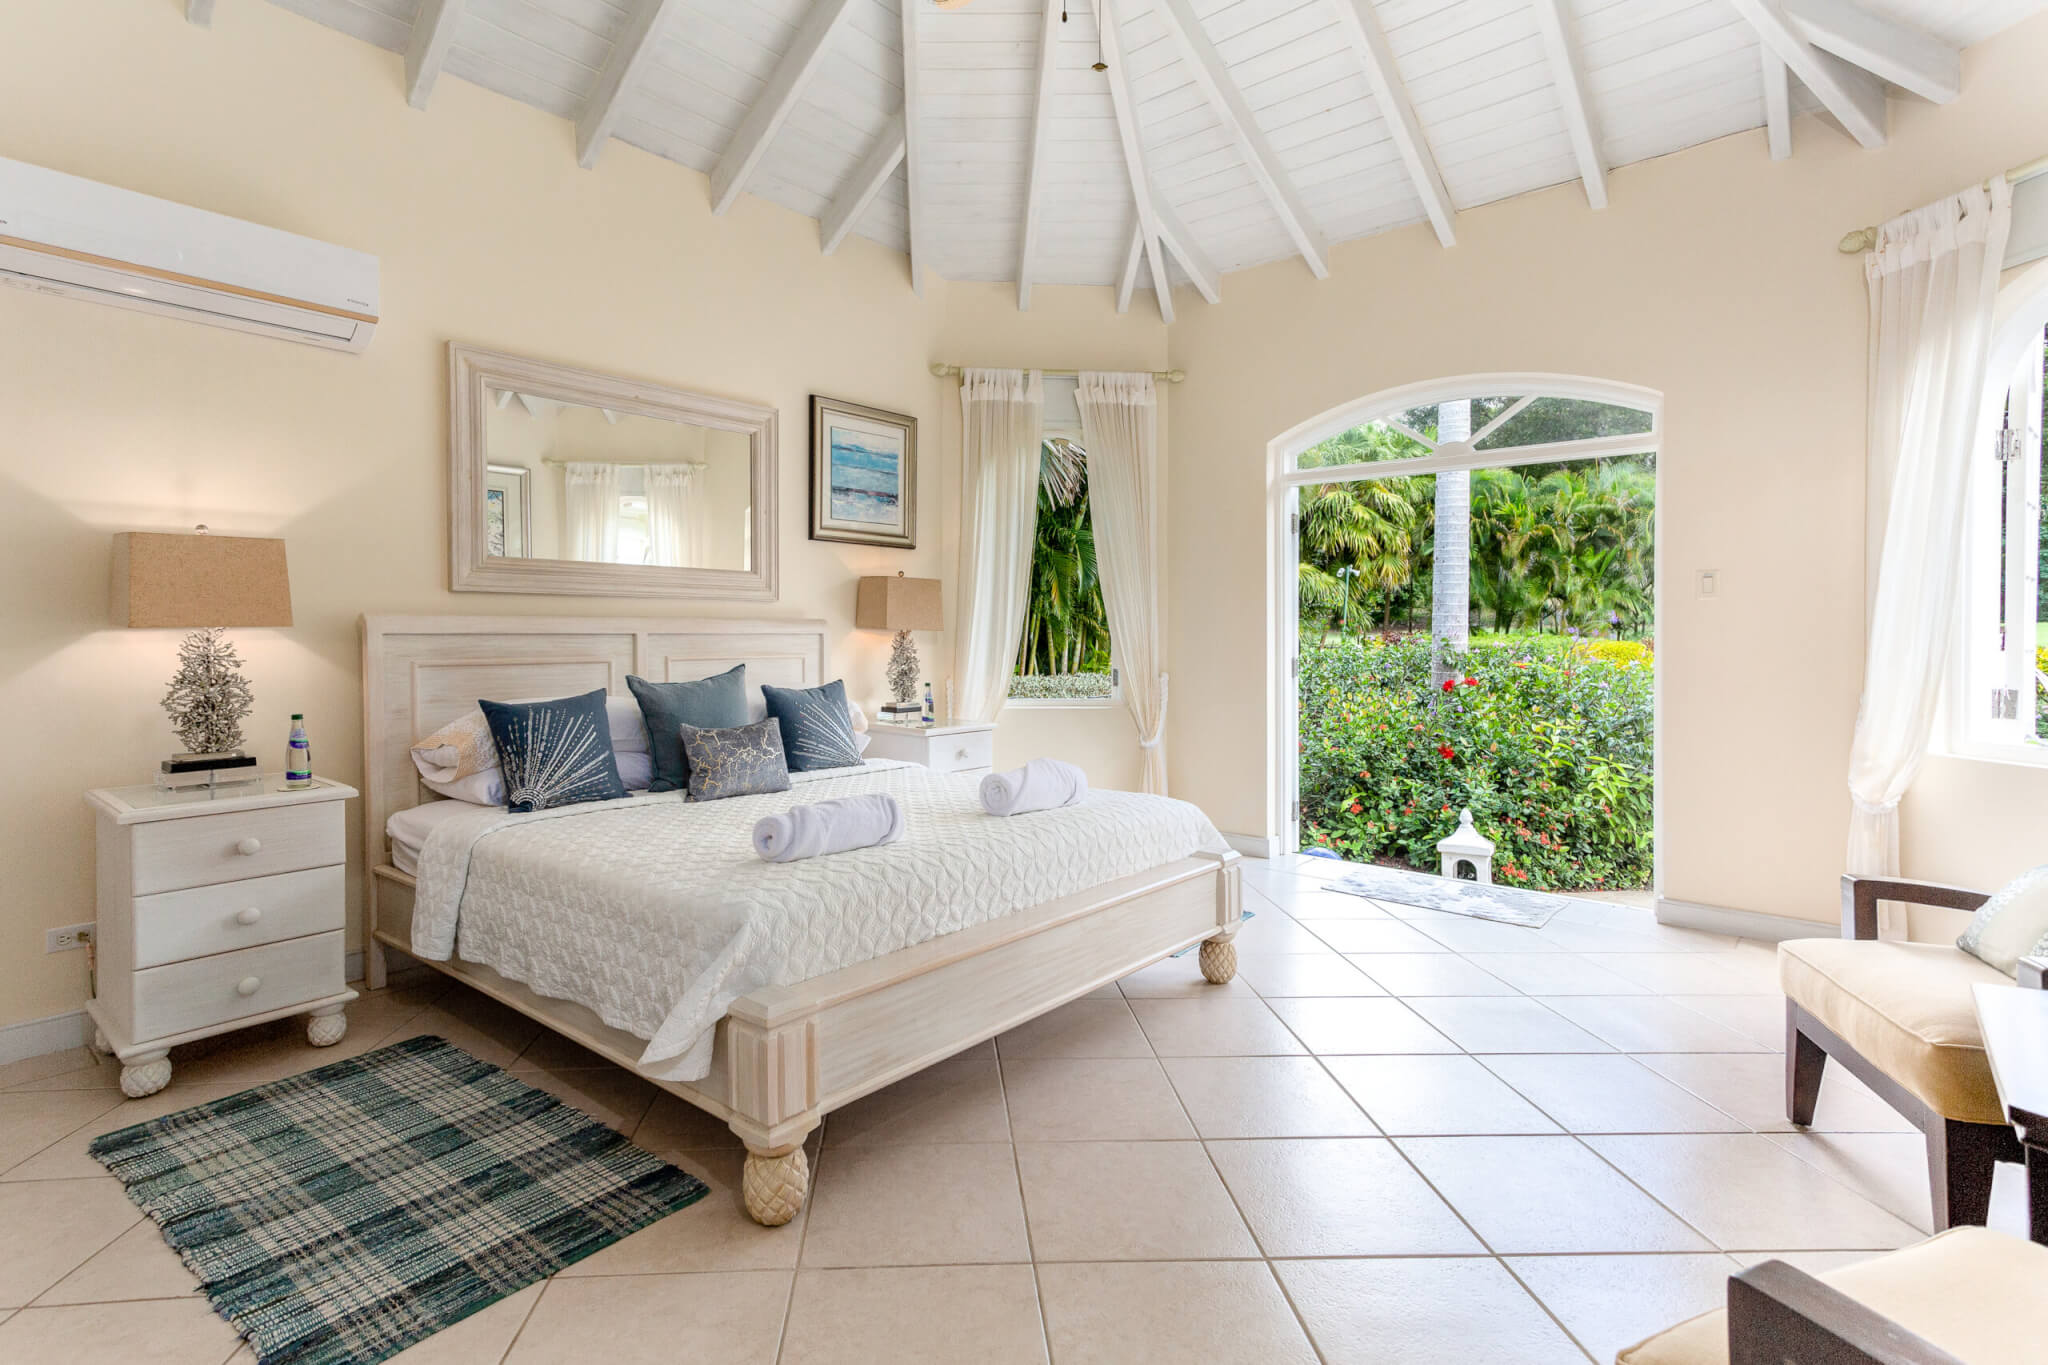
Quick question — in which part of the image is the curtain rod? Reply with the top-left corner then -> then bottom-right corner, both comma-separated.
539,457 -> 707,469
1838,152 -> 2048,254
928,363 -> 1186,383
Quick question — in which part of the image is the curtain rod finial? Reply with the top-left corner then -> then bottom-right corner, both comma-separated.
1839,227 -> 1878,255
930,362 -> 958,378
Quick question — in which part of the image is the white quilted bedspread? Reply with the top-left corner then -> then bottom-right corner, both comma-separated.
410,760 -> 1229,1081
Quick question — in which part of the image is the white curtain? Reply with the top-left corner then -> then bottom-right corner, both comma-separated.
1079,371 -> 1168,794
953,368 -> 1044,723
646,462 -> 706,568
562,461 -> 620,563
1847,177 -> 2013,931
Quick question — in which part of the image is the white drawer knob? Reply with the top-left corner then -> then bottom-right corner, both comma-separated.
236,976 -> 261,997
235,837 -> 263,856
955,748 -> 969,760
236,907 -> 262,926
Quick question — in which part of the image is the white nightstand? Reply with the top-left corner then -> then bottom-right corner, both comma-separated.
84,775 -> 359,1098
863,718 -> 997,775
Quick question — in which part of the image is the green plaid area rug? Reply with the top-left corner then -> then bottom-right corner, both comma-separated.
90,1034 -> 707,1365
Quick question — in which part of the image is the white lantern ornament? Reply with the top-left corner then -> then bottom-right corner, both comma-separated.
1437,808 -> 1494,885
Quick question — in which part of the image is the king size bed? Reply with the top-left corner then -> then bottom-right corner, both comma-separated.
360,614 -> 1241,1225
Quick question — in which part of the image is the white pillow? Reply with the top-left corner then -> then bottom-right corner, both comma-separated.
1957,864 -> 2048,974
411,694 -> 649,784
423,745 -> 655,806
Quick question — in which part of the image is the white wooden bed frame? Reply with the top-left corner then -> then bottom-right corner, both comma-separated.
359,614 -> 1241,1225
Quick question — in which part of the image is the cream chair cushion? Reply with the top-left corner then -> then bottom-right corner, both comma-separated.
1617,1228 -> 2048,1364
1778,937 -> 2011,1125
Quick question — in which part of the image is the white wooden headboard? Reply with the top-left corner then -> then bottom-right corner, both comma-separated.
358,614 -> 828,866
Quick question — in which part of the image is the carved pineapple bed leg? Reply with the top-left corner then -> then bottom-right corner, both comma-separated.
742,1142 -> 810,1226
121,1050 -> 172,1099
306,1006 -> 349,1048
1199,934 -> 1238,984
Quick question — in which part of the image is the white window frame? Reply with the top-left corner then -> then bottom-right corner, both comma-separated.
1006,418 -> 1122,710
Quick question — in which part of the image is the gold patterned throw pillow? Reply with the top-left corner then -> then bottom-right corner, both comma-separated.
410,711 -> 498,784
678,718 -> 792,802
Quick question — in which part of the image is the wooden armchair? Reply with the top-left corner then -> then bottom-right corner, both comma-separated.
1779,876 -> 2024,1230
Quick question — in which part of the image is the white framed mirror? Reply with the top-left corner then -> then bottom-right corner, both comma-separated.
449,344 -> 778,600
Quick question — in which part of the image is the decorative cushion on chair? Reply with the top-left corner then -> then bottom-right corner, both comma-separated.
1957,863 -> 2048,974
1778,938 -> 2011,1125
1617,1227 -> 2048,1364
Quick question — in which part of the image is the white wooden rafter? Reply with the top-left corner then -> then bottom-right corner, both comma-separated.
1762,47 -> 1792,160
901,0 -> 929,296
1780,0 -> 1960,105
1727,0 -> 1886,149
1528,0 -> 1607,210
1151,0 -> 1329,278
711,0 -> 860,216
1016,0 -> 1064,309
404,0 -> 465,110
821,112 -> 905,254
1116,226 -> 1143,314
186,0 -> 215,25
1094,0 -> 1173,323
1153,194 -> 1220,305
576,0 -> 684,170
1328,0 -> 1457,247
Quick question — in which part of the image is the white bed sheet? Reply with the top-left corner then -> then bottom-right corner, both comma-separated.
409,760 -> 1229,1082
386,799 -> 477,877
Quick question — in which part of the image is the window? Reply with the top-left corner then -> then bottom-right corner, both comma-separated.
1956,323 -> 2048,755
1009,432 -> 1117,703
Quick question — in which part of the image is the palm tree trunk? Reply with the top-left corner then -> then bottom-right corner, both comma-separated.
1431,400 -> 1472,687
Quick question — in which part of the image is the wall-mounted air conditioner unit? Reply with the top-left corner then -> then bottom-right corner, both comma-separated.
0,156 -> 379,353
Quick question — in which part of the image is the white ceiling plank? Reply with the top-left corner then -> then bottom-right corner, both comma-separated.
1152,192 -> 1220,304
1780,0 -> 1961,105
821,111 -> 906,253
577,0 -> 685,170
1095,0 -> 1173,323
1116,223 -> 1143,314
1150,0 -> 1330,278
1528,0 -> 1608,210
186,0 -> 216,25
710,0 -> 861,216
1326,0 -> 1458,246
1727,0 -> 1887,149
1016,0 -> 1063,310
404,0 -> 465,110
902,0 -> 929,296
1762,46 -> 1792,160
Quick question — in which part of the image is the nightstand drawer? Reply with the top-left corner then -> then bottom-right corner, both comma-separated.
928,729 -> 994,774
131,931 -> 345,1040
132,865 -> 345,969
130,801 -> 344,894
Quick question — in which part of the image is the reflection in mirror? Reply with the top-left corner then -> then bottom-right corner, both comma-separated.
482,389 -> 753,571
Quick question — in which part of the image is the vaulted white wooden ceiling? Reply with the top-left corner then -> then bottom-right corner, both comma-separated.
206,0 -> 2044,318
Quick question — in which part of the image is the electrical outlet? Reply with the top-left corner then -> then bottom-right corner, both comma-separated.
45,923 -> 93,953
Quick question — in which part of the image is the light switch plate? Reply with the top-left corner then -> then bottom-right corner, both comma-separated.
1697,570 -> 1719,598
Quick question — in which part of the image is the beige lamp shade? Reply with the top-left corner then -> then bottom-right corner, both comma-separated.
855,573 -> 942,632
111,529 -> 293,628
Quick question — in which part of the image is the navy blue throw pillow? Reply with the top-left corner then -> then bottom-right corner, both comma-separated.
626,666 -> 750,794
759,679 -> 864,772
477,688 -> 628,813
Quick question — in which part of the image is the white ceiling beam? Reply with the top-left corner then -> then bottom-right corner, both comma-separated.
1328,0 -> 1457,246
1727,0 -> 1886,149
1762,47 -> 1792,160
576,0 -> 683,170
902,0 -> 929,296
1151,0 -> 1328,279
710,0 -> 859,216
404,0 -> 465,111
1780,0 -> 1959,105
1017,0 -> 1064,310
1152,194 -> 1219,305
1094,0 -> 1172,323
1116,226 -> 1142,315
821,112 -> 904,255
186,0 -> 215,26
1528,0 -> 1606,210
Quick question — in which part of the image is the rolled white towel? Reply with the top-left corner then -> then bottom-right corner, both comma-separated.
753,793 -> 905,863
980,757 -> 1089,817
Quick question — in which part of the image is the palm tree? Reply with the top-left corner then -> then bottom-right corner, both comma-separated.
1430,401 -> 1471,685
1296,478 -> 1419,634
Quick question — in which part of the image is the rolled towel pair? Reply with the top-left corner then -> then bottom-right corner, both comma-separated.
980,758 -> 1088,816
753,793 -> 904,863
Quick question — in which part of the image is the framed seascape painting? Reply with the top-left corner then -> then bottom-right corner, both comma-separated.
809,395 -> 916,550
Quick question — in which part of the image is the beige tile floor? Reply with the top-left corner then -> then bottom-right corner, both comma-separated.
0,854 -> 2032,1364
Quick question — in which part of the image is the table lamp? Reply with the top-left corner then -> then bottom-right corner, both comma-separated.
111,526 -> 292,789
855,572 -> 943,719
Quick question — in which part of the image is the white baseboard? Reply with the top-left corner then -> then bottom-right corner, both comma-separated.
1221,831 -> 1279,860
1655,897 -> 1829,943
0,1008 -> 91,1068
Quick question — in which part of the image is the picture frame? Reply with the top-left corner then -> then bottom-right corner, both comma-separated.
483,463 -> 531,559
810,395 -> 917,550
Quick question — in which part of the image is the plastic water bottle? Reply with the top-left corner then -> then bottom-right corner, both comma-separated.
286,715 -> 312,789
921,682 -> 935,725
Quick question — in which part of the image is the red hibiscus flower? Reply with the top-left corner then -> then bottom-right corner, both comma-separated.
1347,802 -> 1363,814
1462,677 -> 1479,687
1437,744 -> 1456,760
1440,678 -> 1457,693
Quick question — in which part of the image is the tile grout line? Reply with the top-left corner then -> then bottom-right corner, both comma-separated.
770,1119 -> 825,1365
989,1039 -> 1057,1365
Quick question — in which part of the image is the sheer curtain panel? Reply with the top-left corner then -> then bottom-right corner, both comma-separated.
646,463 -> 704,568
952,369 -> 1044,723
1079,372 -> 1169,793
562,461 -> 621,563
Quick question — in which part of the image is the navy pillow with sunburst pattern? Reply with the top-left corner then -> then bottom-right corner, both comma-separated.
759,679 -> 865,772
477,688 -> 629,812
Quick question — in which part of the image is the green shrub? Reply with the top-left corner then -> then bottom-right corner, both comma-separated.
1299,636 -> 1653,891
1572,638 -> 1654,667
1008,673 -> 1115,701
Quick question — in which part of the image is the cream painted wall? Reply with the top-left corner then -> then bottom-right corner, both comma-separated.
1165,12 -> 2048,924
0,1 -> 1166,1030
